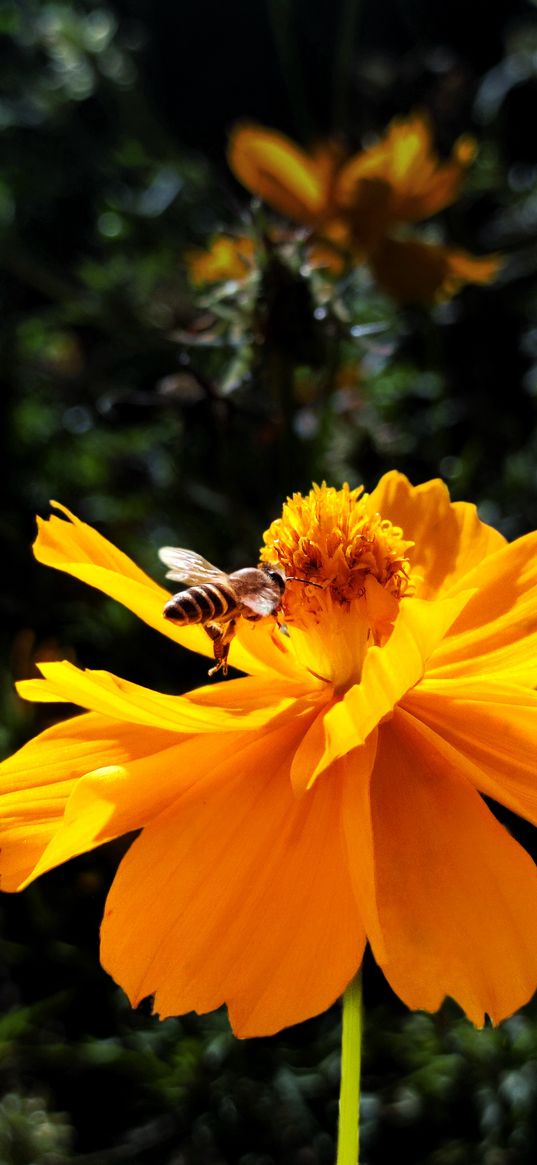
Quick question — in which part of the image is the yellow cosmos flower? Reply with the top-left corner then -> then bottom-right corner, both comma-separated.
2,475 -> 537,1038
185,234 -> 256,286
228,116 -> 500,302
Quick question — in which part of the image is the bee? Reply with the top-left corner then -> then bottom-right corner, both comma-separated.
158,546 -> 287,676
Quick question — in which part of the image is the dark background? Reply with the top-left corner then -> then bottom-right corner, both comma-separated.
1,0 -> 537,1160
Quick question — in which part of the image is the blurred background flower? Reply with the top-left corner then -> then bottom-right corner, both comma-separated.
227,113 -> 501,301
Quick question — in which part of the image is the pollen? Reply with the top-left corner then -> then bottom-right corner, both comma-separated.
262,482 -> 413,607
260,483 -> 413,689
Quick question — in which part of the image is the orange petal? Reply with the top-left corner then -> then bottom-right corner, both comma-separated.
101,719 -> 365,1037
228,124 -> 329,224
34,503 -> 212,658
25,729 -> 262,886
403,678 -> 537,826
232,617 -> 309,681
321,587 -> 474,762
0,712 -> 178,891
429,531 -> 537,685
306,216 -> 351,273
34,503 -> 283,677
186,234 -> 255,285
289,695 -> 378,795
340,748 -> 384,959
368,709 -> 537,1024
369,236 -> 500,305
16,660 -> 310,734
336,114 -> 476,235
368,470 -> 505,599
336,118 -> 434,246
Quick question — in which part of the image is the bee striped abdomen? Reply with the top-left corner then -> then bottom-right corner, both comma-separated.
163,582 -> 240,625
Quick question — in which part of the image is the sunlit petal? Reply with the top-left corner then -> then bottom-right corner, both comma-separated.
101,719 -> 365,1037
403,678 -> 537,825
0,713 -> 178,890
368,470 -> 505,598
321,588 -> 473,762
16,660 -> 313,734
429,531 -> 537,684
24,730 -> 261,886
369,710 -> 537,1025
34,503 -> 283,677
34,503 -> 212,657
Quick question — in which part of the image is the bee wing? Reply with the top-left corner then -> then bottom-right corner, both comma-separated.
158,547 -> 229,586
239,583 -> 282,617
239,591 -> 278,619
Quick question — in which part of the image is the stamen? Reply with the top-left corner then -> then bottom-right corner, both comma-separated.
261,482 -> 413,619
260,482 -> 415,688
305,665 -> 332,684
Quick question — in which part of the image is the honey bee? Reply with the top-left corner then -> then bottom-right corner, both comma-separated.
158,546 -> 286,676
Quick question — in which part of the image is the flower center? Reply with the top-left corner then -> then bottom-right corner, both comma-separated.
260,482 -> 414,689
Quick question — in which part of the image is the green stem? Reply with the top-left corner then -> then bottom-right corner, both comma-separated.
337,969 -> 363,1165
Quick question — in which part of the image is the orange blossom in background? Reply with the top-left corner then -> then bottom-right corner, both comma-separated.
228,114 -> 500,302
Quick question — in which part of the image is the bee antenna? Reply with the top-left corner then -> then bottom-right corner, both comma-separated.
286,575 -> 325,590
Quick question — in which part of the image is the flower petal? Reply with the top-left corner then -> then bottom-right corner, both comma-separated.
16,661 -> 309,734
228,124 -> 329,224
101,719 -> 365,1037
289,697 -> 378,795
231,618 -> 308,681
34,503 -> 284,678
186,234 -> 255,285
368,470 -> 505,599
320,588 -> 474,763
403,678 -> 537,826
429,531 -> 537,684
35,503 -> 212,657
368,709 -> 537,1024
369,236 -> 500,305
340,749 -> 384,959
0,712 -> 178,891
336,115 -> 477,251
24,730 -> 260,887
338,115 -> 474,222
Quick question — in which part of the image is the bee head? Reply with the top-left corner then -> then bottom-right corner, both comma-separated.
262,566 -> 286,594
262,565 -> 324,593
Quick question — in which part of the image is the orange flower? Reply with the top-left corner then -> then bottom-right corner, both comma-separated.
186,234 -> 256,286
2,477 -> 537,1037
228,116 -> 499,301
335,113 -> 477,251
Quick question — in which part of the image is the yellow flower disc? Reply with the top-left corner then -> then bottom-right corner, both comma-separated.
261,483 -> 415,688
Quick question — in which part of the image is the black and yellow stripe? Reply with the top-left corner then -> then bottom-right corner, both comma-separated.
163,582 -> 240,625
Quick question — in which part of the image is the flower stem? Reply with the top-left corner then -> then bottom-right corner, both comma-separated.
337,968 -> 363,1165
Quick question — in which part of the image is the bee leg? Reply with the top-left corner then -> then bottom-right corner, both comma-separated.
205,620 -> 236,676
